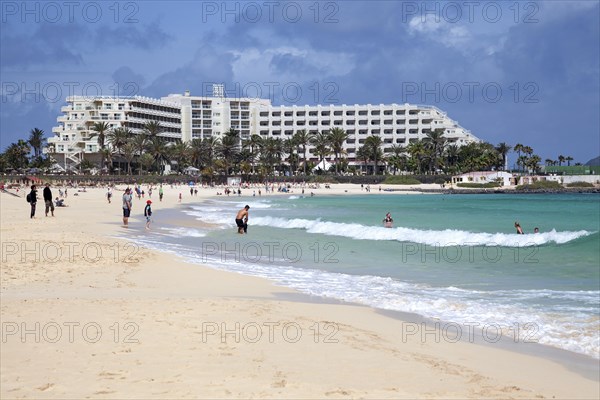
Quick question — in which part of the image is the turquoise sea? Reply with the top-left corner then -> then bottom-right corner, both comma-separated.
126,193 -> 600,358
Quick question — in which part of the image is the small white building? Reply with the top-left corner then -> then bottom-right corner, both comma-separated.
452,171 -> 513,187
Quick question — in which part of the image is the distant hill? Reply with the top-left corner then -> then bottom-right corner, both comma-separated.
585,156 -> 600,166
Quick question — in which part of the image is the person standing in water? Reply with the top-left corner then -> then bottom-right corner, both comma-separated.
514,222 -> 524,234
383,212 -> 393,228
235,205 -> 250,234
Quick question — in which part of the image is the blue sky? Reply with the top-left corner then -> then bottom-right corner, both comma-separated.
1,0 -> 599,165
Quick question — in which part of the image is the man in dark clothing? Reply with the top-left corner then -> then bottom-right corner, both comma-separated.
28,185 -> 38,219
43,183 -> 54,217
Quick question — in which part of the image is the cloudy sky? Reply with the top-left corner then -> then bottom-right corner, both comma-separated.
1,0 -> 599,165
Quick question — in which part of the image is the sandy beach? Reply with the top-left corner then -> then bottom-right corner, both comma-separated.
1,183 -> 598,399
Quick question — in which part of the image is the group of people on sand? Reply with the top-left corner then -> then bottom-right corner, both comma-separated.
515,222 -> 539,234
26,183 -> 67,219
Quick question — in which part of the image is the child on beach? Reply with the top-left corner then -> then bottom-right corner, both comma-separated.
144,200 -> 152,230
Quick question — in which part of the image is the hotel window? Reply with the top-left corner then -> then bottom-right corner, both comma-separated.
384,110 -> 392,115
347,120 -> 355,125
114,114 -> 121,120
104,104 -> 112,110
334,111 -> 342,116
284,111 -> 293,117
358,110 -> 367,116
371,110 -> 380,115
371,120 -> 380,125
309,111 -> 318,116
396,110 -> 405,115
321,111 -> 330,116
296,111 -> 305,116
345,111 -> 355,116
384,120 -> 393,125
272,112 -> 281,117
260,112 -> 269,117
118,104 -> 125,110
397,119 -> 405,124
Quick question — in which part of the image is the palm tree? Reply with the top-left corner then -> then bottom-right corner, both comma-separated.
364,135 -> 383,175
527,155 -> 541,174
386,144 -> 406,175
138,153 -> 154,174
558,155 -> 565,166
495,142 -> 512,171
199,137 -> 219,171
309,131 -> 331,172
282,138 -> 297,176
327,128 -> 349,175
245,134 -> 264,174
219,129 -> 240,178
293,129 -> 310,176
28,128 -> 45,161
565,156 -> 573,166
444,144 -> 460,172
146,136 -> 170,174
356,145 -> 370,174
98,148 -> 113,174
171,141 -> 190,173
90,122 -> 111,172
423,128 -> 446,174
121,142 -> 136,175
261,137 -> 283,175
4,140 -> 31,170
143,121 -> 163,138
132,134 -> 148,175
407,140 -> 429,174
513,143 -> 525,171
545,158 -> 555,167
107,127 -> 131,173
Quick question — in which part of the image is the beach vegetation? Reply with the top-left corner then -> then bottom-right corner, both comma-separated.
516,180 -> 563,190
566,181 -> 594,188
382,176 -> 421,185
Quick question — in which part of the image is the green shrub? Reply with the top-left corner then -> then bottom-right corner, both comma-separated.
516,180 -> 563,190
382,176 -> 422,185
456,182 -> 501,188
566,181 -> 594,188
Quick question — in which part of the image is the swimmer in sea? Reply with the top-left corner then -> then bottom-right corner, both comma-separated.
515,221 -> 524,234
383,212 -> 393,228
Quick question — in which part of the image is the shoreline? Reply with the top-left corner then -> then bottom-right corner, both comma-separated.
2,187 -> 599,398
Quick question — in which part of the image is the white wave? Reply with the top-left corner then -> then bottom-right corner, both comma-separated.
288,195 -> 300,200
123,234 -> 600,359
250,216 -> 591,247
159,227 -> 206,238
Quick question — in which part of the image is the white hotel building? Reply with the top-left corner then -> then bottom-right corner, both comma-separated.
48,85 -> 480,171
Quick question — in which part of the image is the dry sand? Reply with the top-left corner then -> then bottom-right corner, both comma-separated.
1,183 -> 598,399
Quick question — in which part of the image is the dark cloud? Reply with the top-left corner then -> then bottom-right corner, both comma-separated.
0,97 -> 57,151
112,66 -> 146,96
143,44 -> 235,98
0,20 -> 172,70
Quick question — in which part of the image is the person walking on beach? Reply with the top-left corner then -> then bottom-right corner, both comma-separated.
514,222 -> 524,234
144,200 -> 153,230
27,185 -> 38,219
106,187 -> 112,204
235,205 -> 250,234
122,188 -> 133,227
159,185 -> 164,202
43,183 -> 54,217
